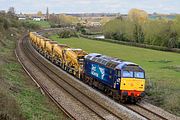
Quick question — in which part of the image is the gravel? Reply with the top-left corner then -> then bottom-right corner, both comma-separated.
139,101 -> 180,120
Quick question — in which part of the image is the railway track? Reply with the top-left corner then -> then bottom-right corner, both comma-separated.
24,37 -> 123,120
16,35 -> 75,120
16,30 -> 179,120
125,104 -> 168,120
18,34 -> 126,119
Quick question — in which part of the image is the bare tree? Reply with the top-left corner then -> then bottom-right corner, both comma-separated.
8,7 -> 15,15
46,7 -> 49,21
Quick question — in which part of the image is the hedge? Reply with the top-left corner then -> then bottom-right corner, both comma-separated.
80,34 -> 180,53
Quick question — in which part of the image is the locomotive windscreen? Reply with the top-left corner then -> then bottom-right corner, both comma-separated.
122,65 -> 145,79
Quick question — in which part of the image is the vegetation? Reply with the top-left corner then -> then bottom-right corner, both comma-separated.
76,23 -> 86,34
100,16 -> 112,25
80,34 -> 180,53
20,21 -> 40,30
50,35 -> 180,116
0,11 -> 67,119
21,20 -> 50,29
49,14 -> 79,27
103,9 -> 180,49
58,29 -> 78,38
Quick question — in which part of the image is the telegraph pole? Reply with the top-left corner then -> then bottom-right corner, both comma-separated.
46,7 -> 49,21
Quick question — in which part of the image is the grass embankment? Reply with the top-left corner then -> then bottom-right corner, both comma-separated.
0,30 -> 67,119
50,35 -> 180,116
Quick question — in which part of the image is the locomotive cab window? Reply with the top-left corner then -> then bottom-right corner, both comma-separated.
116,70 -> 121,77
134,71 -> 145,79
122,70 -> 133,78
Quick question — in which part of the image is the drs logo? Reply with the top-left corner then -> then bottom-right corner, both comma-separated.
91,64 -> 105,80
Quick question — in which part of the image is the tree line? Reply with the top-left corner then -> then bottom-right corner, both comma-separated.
49,14 -> 78,27
0,9 -> 40,32
103,9 -> 180,48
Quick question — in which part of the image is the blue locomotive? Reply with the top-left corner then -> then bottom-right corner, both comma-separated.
83,53 -> 145,102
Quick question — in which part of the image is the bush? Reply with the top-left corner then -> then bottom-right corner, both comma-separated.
0,16 -> 10,30
0,13 -> 21,31
58,29 -> 78,38
21,21 -> 40,30
10,19 -> 20,28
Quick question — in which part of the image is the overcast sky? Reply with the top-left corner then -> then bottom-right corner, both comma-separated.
0,0 -> 180,14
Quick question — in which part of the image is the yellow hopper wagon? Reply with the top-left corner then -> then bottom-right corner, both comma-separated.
29,32 -> 38,47
39,38 -> 51,55
63,48 -> 88,78
53,44 -> 70,66
44,41 -> 58,60
35,35 -> 44,51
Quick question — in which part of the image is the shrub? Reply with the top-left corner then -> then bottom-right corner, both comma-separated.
58,29 -> 78,38
21,21 -> 40,30
0,16 -> 10,30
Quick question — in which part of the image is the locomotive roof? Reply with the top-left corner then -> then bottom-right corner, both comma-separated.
85,53 -> 139,70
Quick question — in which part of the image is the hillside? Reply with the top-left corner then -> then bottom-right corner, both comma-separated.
0,13 -> 66,120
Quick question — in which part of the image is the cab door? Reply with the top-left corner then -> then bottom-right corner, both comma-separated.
114,70 -> 121,90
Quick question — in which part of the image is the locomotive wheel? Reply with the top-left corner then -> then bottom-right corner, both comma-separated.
64,65 -> 66,70
88,79 -> 93,86
112,91 -> 119,101
120,98 -> 126,103
76,72 -> 79,78
108,91 -> 113,97
98,83 -> 104,91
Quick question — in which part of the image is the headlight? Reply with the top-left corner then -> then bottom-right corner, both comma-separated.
116,78 -> 120,82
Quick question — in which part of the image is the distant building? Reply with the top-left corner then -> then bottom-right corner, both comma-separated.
17,14 -> 27,20
95,35 -> 105,39
32,17 -> 42,21
18,17 -> 26,20
89,22 -> 101,27
32,16 -> 46,21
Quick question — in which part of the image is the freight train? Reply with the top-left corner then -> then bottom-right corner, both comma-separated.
29,31 -> 146,103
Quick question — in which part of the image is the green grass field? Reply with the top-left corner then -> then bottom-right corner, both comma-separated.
26,20 -> 50,28
50,35 -> 180,116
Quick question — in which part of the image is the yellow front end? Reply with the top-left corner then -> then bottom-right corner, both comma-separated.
120,78 -> 145,91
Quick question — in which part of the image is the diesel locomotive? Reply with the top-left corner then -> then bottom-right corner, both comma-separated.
29,31 -> 146,103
